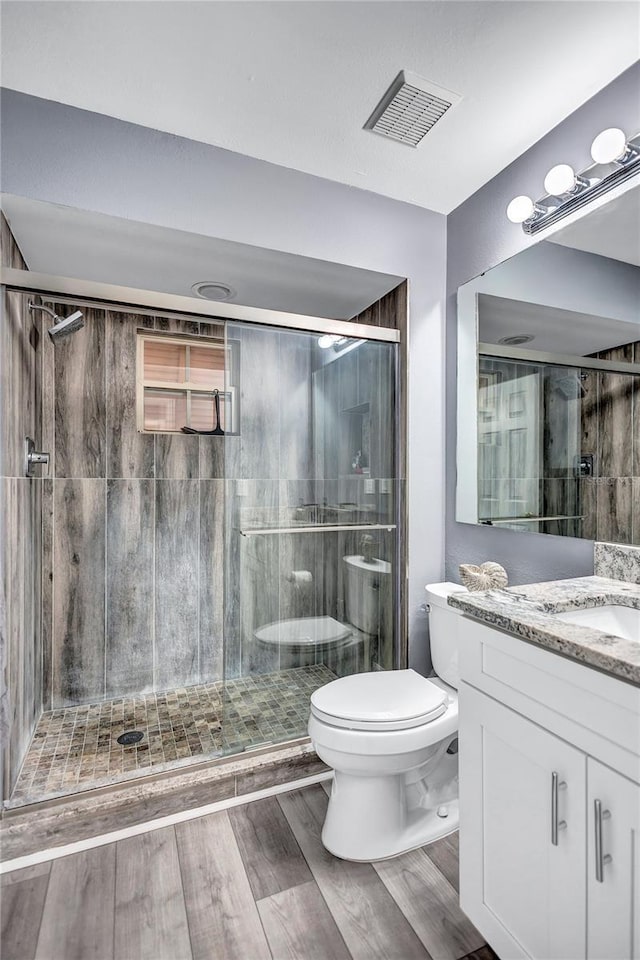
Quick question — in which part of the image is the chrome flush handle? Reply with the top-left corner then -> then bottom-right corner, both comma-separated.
551,771 -> 567,846
594,799 -> 612,882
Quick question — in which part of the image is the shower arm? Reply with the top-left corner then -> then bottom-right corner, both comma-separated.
28,303 -> 59,323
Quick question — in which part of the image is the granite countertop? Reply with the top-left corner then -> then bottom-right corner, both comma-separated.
448,575 -> 640,686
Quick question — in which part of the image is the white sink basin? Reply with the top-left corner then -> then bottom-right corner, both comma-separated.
553,604 -> 640,643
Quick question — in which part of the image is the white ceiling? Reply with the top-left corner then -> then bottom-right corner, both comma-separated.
1,195 -> 402,318
1,1 -> 638,213
479,293 -> 639,356
549,188 -> 640,267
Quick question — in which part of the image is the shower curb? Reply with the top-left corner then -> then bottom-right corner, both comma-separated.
0,740 -> 328,863
0,770 -> 334,874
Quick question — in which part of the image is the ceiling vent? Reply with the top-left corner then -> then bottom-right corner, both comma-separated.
364,70 -> 461,147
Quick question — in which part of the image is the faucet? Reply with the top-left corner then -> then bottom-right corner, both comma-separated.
361,534 -> 376,563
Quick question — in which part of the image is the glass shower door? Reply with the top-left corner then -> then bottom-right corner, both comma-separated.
221,321 -> 398,756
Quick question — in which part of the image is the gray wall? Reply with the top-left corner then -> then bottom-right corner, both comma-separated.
446,60 -> 640,585
1,88 -> 447,675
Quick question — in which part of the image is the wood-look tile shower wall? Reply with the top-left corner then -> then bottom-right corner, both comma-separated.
1,214 -> 43,798
578,341 -> 640,543
350,280 -> 407,332
531,342 -> 640,541
41,310 -> 227,708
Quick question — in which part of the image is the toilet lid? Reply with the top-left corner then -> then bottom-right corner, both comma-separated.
310,669 -> 448,731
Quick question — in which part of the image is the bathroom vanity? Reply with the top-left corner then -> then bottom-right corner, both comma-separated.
449,576 -> 640,960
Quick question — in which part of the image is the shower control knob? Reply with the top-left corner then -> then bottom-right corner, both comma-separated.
25,437 -> 50,477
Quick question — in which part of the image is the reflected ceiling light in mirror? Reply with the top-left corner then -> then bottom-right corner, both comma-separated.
191,281 -> 236,301
543,163 -> 588,197
507,128 -> 640,235
318,334 -> 348,349
497,334 -> 534,346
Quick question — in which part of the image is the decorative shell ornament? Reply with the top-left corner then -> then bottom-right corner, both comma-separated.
459,561 -> 508,592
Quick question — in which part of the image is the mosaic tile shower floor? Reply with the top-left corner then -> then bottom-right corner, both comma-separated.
10,665 -> 336,807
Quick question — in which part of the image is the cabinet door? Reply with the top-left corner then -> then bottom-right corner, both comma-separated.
460,683 -> 587,960
587,759 -> 640,960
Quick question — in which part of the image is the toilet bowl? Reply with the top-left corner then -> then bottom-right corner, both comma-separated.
308,581 -> 467,861
254,616 -> 353,669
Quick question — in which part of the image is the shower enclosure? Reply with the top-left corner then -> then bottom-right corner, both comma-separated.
1,263 -> 403,807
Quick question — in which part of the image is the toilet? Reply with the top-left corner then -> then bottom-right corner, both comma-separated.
254,616 -> 354,670
254,554 -> 391,672
343,554 -> 391,636
308,581 -> 467,861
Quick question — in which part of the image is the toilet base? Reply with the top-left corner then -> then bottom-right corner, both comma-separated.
320,754 -> 459,862
322,796 -> 459,862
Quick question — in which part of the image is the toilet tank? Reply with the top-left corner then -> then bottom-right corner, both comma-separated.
343,555 -> 391,635
425,582 -> 468,689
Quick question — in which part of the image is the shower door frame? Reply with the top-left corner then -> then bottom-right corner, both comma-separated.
1,265 -> 408,671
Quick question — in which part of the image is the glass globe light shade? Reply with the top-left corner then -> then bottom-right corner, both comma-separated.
506,195 -> 535,223
591,128 -> 627,165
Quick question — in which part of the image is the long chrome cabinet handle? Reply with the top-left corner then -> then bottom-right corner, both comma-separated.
551,772 -> 567,846
594,799 -> 612,883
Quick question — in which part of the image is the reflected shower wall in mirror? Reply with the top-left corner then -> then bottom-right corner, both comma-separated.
457,179 -> 640,545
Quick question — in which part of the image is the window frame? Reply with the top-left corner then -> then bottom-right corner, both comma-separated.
136,330 -> 237,434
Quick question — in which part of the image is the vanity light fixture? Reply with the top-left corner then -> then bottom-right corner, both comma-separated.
506,127 -> 640,234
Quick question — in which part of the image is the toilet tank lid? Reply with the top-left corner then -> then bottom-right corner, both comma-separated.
310,669 -> 447,727
425,582 -> 468,610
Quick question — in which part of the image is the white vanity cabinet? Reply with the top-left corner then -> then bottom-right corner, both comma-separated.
457,617 -> 640,960
461,686 -> 587,960
587,759 -> 640,960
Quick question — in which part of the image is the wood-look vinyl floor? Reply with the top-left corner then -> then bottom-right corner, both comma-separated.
1,783 -> 499,960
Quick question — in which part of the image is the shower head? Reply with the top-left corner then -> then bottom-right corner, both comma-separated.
28,302 -> 85,342
48,310 -> 84,341
554,373 -> 586,400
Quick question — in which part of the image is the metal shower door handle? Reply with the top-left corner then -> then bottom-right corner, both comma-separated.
594,799 -> 612,882
551,771 -> 567,846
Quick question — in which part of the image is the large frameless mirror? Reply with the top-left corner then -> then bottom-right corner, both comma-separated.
456,178 -> 640,544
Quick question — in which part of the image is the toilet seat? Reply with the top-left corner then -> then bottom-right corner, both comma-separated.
310,669 -> 448,731
254,616 -> 351,648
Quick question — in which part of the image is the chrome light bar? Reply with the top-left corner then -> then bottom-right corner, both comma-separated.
507,129 -> 640,235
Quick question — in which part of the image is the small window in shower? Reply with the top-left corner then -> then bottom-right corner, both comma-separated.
136,332 -> 237,433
